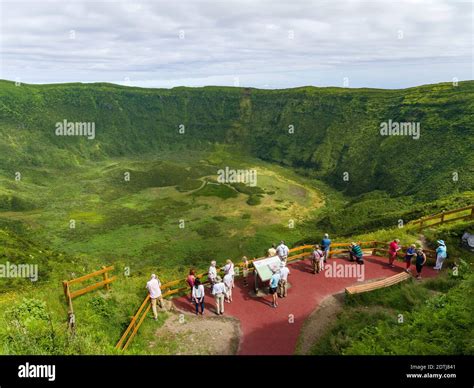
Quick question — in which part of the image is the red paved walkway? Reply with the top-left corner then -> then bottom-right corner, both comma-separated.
173,255 -> 438,355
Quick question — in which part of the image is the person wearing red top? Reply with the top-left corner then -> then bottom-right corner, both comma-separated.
388,239 -> 401,267
186,269 -> 196,302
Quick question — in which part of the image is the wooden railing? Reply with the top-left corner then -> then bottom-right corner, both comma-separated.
115,241 -> 378,351
63,266 -> 116,332
409,205 -> 474,231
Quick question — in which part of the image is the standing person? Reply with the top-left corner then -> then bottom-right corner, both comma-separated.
349,242 -> 364,264
223,272 -> 233,303
212,276 -> 226,315
388,239 -> 401,267
192,278 -> 205,315
269,267 -> 281,308
186,269 -> 196,302
404,244 -> 416,272
276,240 -> 289,262
208,261 -> 217,291
434,240 -> 448,270
242,256 -> 249,287
267,244 -> 277,257
278,262 -> 290,298
415,248 -> 427,279
311,245 -> 324,274
223,259 -> 235,288
146,274 -> 163,321
321,233 -> 331,263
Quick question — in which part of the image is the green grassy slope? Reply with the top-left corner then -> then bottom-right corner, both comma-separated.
1,80 -> 472,199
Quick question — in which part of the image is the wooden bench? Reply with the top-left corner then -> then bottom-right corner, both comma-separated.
345,272 -> 411,295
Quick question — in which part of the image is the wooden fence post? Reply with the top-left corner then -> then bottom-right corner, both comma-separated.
102,266 -> 110,291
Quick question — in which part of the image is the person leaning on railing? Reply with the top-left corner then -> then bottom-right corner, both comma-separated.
349,242 -> 364,264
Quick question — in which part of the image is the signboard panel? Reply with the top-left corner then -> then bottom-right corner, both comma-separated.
253,256 -> 281,282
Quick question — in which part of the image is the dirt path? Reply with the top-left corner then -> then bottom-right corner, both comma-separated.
294,293 -> 344,355
149,310 -> 241,355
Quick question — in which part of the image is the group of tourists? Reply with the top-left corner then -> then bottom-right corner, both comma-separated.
387,238 -> 447,279
309,234 -> 332,273
186,259 -> 236,315
146,234 -> 449,317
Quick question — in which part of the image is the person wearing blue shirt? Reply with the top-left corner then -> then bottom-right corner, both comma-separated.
404,244 -> 416,273
434,240 -> 447,270
321,233 -> 331,262
269,267 -> 281,308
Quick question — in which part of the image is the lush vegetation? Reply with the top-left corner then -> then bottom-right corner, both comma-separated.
0,80 -> 472,355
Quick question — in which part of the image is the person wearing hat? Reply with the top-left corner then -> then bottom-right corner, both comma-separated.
269,266 -> 281,308
278,261 -> 290,298
388,239 -> 401,268
146,274 -> 163,321
434,240 -> 448,270
212,276 -> 226,315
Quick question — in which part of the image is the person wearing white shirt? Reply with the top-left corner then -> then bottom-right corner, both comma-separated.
267,244 -> 277,257
278,262 -> 290,298
223,259 -> 235,288
208,261 -> 217,290
146,274 -> 163,320
192,278 -> 205,315
223,273 -> 233,303
276,240 -> 289,261
212,276 -> 226,315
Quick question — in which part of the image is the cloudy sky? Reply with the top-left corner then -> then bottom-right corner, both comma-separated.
0,0 -> 472,89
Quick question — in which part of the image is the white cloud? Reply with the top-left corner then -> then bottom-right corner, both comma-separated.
0,0 -> 472,88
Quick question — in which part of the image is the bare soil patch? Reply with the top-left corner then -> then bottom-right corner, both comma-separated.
295,293 -> 344,355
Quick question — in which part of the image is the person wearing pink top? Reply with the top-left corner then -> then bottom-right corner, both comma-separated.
388,239 -> 401,268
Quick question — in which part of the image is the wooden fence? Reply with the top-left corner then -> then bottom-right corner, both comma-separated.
63,266 -> 117,331
409,205 -> 474,231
